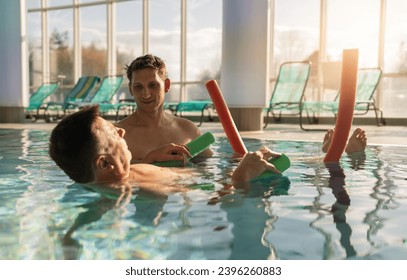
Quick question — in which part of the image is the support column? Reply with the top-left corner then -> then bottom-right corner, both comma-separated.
221,0 -> 270,131
0,0 -> 29,123
107,0 -> 116,75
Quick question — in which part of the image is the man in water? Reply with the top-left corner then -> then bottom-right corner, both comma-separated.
116,54 -> 212,164
49,106 -> 281,196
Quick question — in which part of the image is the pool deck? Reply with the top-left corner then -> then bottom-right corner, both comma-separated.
1,120 -> 406,147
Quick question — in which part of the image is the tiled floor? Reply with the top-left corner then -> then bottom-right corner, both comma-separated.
1,120 -> 406,147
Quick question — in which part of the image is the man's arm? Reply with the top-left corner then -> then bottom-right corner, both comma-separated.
141,143 -> 192,164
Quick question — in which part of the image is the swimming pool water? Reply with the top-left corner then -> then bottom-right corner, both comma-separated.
0,128 -> 406,260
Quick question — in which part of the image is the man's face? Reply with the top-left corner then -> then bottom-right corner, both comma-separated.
129,68 -> 168,112
93,117 -> 132,178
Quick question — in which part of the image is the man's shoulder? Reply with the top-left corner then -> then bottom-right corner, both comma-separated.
116,111 -> 144,126
162,114 -> 199,139
170,114 -> 199,130
115,117 -> 132,128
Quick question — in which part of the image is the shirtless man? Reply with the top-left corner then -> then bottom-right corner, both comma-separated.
116,54 -> 212,164
49,106 -> 281,196
322,127 -> 367,154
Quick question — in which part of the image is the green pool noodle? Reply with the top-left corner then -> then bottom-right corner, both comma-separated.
253,153 -> 291,180
270,153 -> 291,172
189,183 -> 215,191
186,132 -> 215,157
154,132 -> 215,167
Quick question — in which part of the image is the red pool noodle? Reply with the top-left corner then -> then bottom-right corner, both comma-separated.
324,49 -> 359,163
206,80 -> 248,155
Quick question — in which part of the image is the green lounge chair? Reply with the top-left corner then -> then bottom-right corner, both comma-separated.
300,67 -> 385,130
166,100 -> 214,126
264,61 -> 311,128
66,75 -> 124,114
44,76 -> 100,122
25,82 -> 60,121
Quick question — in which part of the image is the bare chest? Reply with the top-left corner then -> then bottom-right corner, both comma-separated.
125,127 -> 192,160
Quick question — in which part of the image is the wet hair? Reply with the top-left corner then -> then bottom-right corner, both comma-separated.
49,106 -> 100,183
125,53 -> 167,82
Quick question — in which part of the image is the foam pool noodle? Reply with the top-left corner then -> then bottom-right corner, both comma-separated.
205,79 -> 290,179
252,153 -> 291,181
324,49 -> 359,163
154,132 -> 215,167
205,80 -> 248,155
189,183 -> 215,191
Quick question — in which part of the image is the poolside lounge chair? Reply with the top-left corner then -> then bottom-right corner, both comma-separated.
66,75 -> 124,115
166,100 -> 214,126
300,67 -> 385,130
43,76 -> 100,122
25,82 -> 60,121
264,61 -> 311,128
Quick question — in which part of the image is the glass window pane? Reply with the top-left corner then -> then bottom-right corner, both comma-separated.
381,0 -> 407,119
381,77 -> 407,118
79,0 -> 97,4
27,0 -> 41,10
27,11 -> 43,88
273,0 -> 320,75
326,0 -> 380,68
116,0 -> 143,77
149,0 -> 181,83
47,0 -> 73,7
81,5 -> 107,77
383,0 -> 407,73
165,84 -> 180,103
273,0 -> 320,102
186,0 -> 222,85
49,9 -> 74,86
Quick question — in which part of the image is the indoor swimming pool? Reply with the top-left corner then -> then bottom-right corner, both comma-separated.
0,128 -> 406,260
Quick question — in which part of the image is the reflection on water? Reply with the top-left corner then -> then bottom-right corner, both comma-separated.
0,130 -> 407,259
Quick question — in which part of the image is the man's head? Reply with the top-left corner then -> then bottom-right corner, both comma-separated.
49,106 -> 131,184
126,54 -> 170,112
125,54 -> 167,82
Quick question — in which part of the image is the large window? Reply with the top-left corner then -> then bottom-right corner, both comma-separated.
384,0 -> 407,73
326,0 -> 380,68
149,0 -> 181,80
116,1 -> 143,76
273,0 -> 320,75
273,0 -> 320,102
186,0 -> 222,100
381,0 -> 407,118
25,0 -> 407,119
47,0 -> 73,7
27,0 -> 41,9
81,4 -> 107,77
186,0 -> 222,82
49,9 -> 74,85
27,11 -> 42,88
79,0 -> 97,4
149,0 -> 181,101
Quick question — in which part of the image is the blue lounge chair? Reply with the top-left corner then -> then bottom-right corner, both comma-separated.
44,76 -> 100,122
166,100 -> 214,126
25,82 -> 60,121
